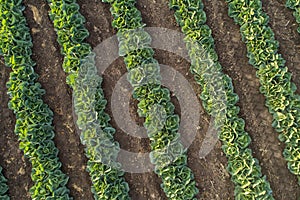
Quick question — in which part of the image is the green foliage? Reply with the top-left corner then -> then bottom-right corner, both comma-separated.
0,166 -> 9,200
102,0 -> 199,199
47,0 -> 130,198
0,0 -> 71,199
169,0 -> 274,199
226,0 -> 300,185
73,54 -> 130,200
47,0 -> 91,86
286,0 -> 300,32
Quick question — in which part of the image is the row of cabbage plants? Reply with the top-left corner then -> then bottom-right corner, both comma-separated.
101,0 -> 199,199
0,0 -> 71,199
286,0 -> 300,33
226,0 -> 300,185
46,0 -> 130,199
0,166 -> 9,200
169,0 -> 274,199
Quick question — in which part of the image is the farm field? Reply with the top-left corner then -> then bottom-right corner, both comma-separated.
0,0 -> 300,199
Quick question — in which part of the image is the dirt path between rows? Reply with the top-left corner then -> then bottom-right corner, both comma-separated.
0,0 -> 299,199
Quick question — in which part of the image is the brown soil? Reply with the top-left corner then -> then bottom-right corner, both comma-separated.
0,0 -> 299,200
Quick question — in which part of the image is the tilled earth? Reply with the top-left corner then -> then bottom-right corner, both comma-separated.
0,0 -> 299,199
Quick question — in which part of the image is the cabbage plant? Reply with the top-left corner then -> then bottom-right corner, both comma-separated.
0,0 -> 71,198
169,0 -> 274,199
0,166 -> 9,200
226,0 -> 300,185
46,0 -> 130,198
101,0 -> 199,199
